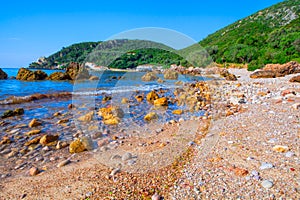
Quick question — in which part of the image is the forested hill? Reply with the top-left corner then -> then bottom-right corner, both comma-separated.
199,0 -> 300,70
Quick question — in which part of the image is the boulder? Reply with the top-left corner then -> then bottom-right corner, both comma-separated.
65,62 -> 90,80
16,68 -> 48,81
289,75 -> 300,83
144,112 -> 158,121
154,97 -> 168,106
263,61 -> 300,77
47,72 -> 71,80
141,72 -> 158,81
163,69 -> 178,80
69,139 -> 86,153
220,69 -> 237,81
250,70 -> 276,79
0,68 -> 8,79
146,91 -> 159,103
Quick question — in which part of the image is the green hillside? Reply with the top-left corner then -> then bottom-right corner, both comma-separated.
199,0 -> 300,70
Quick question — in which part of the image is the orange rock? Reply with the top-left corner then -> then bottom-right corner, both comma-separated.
272,145 -> 289,153
234,168 -> 249,176
154,97 -> 168,106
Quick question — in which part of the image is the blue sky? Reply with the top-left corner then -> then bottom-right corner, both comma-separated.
0,0 -> 283,68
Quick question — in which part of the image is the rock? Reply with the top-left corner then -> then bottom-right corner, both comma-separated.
0,136 -> 12,145
25,129 -> 41,136
157,78 -> 164,83
1,108 -> 24,118
259,162 -> 274,170
261,180 -> 273,189
57,119 -> 69,124
102,96 -> 112,102
146,91 -> 159,103
154,97 -> 168,106
68,104 -> 74,109
78,111 -> 94,122
135,95 -> 144,102
289,75 -> 300,83
16,68 -> 48,80
56,141 -> 68,149
40,134 -> 59,145
272,145 -> 289,153
144,112 -> 158,121
122,152 -> 132,161
98,106 -> 124,125
163,69 -> 178,80
29,119 -> 42,128
263,61 -> 300,77
0,68 -> 8,79
172,109 -> 183,115
89,75 -> 99,80
81,136 -> 94,151
65,62 -> 90,80
141,72 -> 158,81
57,159 -> 71,167
29,167 -> 39,176
25,136 -> 42,146
220,69 -> 237,81
110,168 -> 120,176
234,167 -> 249,176
47,72 -> 71,80
250,70 -> 276,78
152,193 -> 162,200
121,98 -> 129,104
69,139 -> 86,153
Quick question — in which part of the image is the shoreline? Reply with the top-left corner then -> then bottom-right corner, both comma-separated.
0,69 -> 299,199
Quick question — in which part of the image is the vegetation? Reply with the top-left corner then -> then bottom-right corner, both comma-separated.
199,0 -> 300,70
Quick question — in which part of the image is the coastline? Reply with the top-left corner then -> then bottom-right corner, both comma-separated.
0,69 -> 299,199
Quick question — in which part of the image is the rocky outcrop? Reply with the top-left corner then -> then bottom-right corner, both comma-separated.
141,72 -> 158,81
47,72 -> 71,80
290,75 -> 300,83
16,68 -> 48,81
263,61 -> 300,77
250,70 -> 276,78
65,62 -> 90,80
163,69 -> 178,80
0,68 -> 8,79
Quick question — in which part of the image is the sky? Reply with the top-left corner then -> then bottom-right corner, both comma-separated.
0,0 -> 283,68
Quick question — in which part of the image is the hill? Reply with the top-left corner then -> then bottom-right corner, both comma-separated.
199,0 -> 300,70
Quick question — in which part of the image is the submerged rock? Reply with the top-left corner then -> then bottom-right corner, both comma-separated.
141,72 -> 158,81
0,68 -> 8,79
1,108 -> 24,118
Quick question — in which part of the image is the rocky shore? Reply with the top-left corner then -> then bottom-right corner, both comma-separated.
0,66 -> 299,199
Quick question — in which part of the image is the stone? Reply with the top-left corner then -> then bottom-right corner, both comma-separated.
122,152 -> 132,161
259,162 -> 274,170
69,139 -> 86,153
57,159 -> 71,167
16,68 -> 48,80
56,141 -> 68,149
39,134 -> 59,145
146,91 -> 159,103
272,145 -> 289,153
25,129 -> 41,136
164,69 -> 178,80
0,68 -> 8,79
89,76 -> 99,80
110,168 -> 120,176
28,119 -> 42,128
121,98 -> 129,104
25,136 -> 42,146
154,97 -> 168,106
250,70 -> 276,78
0,136 -> 12,145
285,151 -> 295,157
234,167 -> 249,176
220,69 -> 237,81
98,106 -> 123,125
1,108 -> 24,118
290,75 -> 300,83
47,72 -> 71,80
29,167 -> 39,176
157,78 -> 164,83
292,103 -> 300,110
135,95 -> 144,102
14,108 -> 24,115
57,119 -> 69,124
144,112 -> 158,121
65,62 -> 90,80
152,193 -> 161,200
261,180 -> 273,189
172,109 -> 183,115
263,61 -> 300,77
141,72 -> 158,81
68,104 -> 74,109
78,111 -> 94,122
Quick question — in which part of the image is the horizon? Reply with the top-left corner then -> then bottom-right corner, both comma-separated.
0,0 -> 283,68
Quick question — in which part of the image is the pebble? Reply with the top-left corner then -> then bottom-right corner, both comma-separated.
122,152 -> 132,161
261,180 -> 273,189
57,159 -> 71,167
152,193 -> 161,200
251,170 -> 259,176
259,162 -> 274,170
110,168 -> 120,176
29,167 -> 39,176
285,151 -> 295,158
